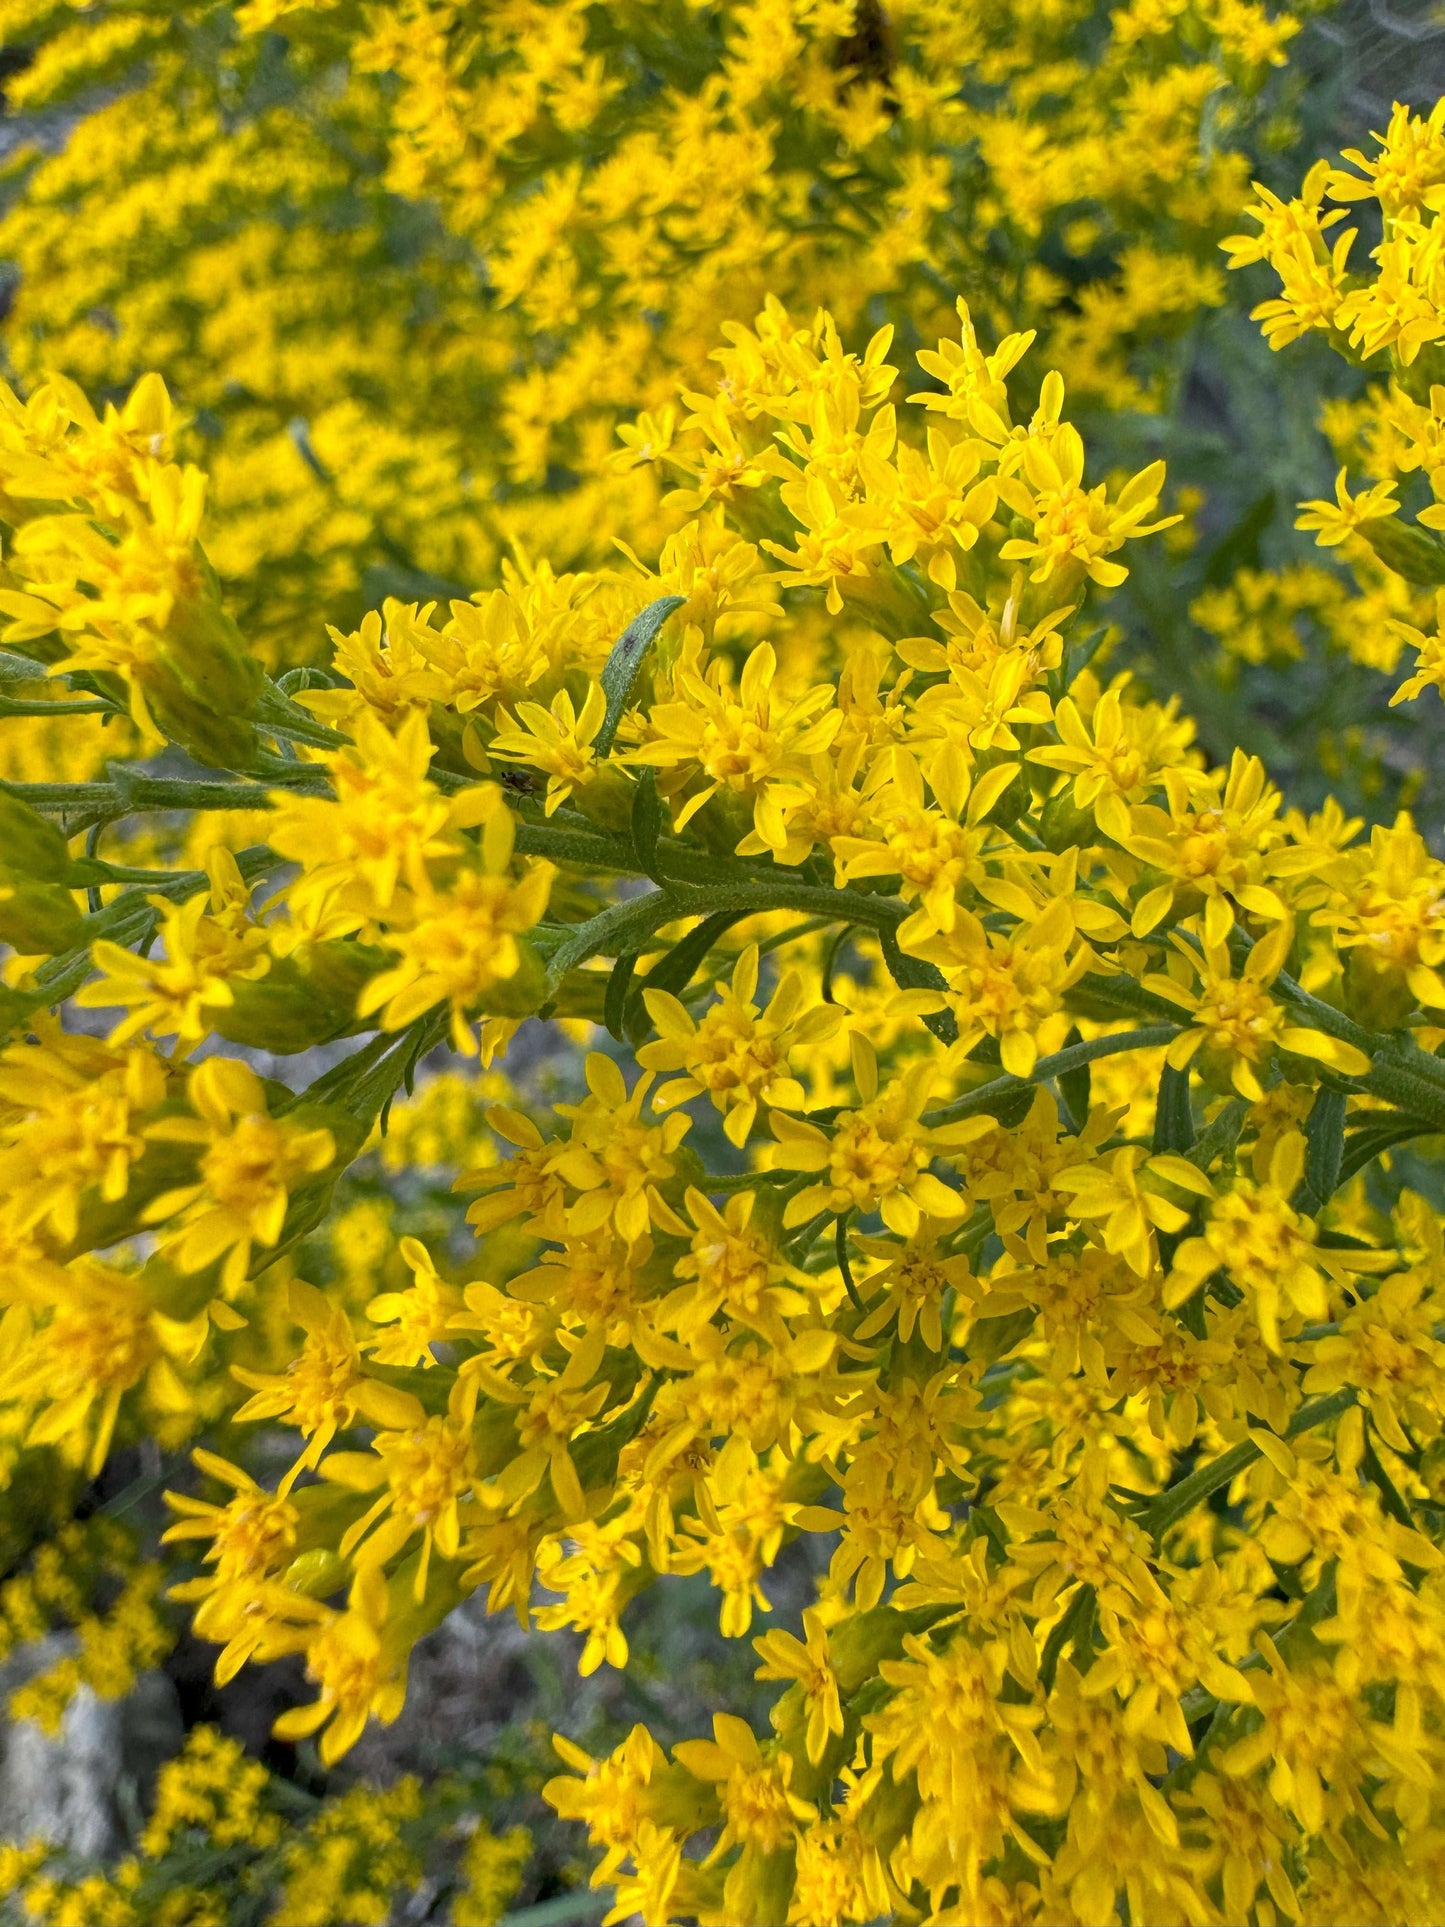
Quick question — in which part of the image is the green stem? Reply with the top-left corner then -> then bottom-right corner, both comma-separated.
836,1213 -> 864,1312
496,1892 -> 612,1927
707,1167 -> 809,1192
923,1026 -> 1179,1126
0,696 -> 119,717
1260,955 -> 1445,1123
0,770 -> 316,827
1141,1387 -> 1358,1543
544,881 -> 906,988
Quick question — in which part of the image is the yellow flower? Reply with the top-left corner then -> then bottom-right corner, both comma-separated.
543,1726 -> 675,1887
771,1048 -> 987,1237
162,1448 -> 298,1592
1295,466 -> 1399,547
143,1059 -> 336,1293
1144,919 -> 1370,1101
0,1026 -> 166,1243
469,1324 -> 611,1524
1029,683 -> 1198,844
356,805 -> 555,1055
866,1628 -> 1044,1899
162,1451 -> 302,1656
673,1712 -> 813,1857
753,1608 -> 843,1766
665,1187 -> 813,1342
270,1565 -> 409,1766
907,894 -> 1089,1076
626,641 -> 841,850
1219,1635 -> 1372,1835
551,1054 -> 693,1245
1054,1145 -> 1210,1278
1164,1131 -> 1333,1349
231,1279 -> 424,1477
850,1221 -> 976,1351
638,942 -> 841,1145
1301,1268 -> 1445,1452
762,472 -> 891,614
267,710 -> 495,925
76,847 -> 271,1048
1000,424 -> 1174,590
0,1259 -> 188,1476
1389,589 -> 1445,705
1319,813 -> 1445,1017
488,680 -> 609,815
1120,749 -> 1305,943
828,745 -> 1000,937
328,1383 -> 478,1602
364,1235 -> 464,1367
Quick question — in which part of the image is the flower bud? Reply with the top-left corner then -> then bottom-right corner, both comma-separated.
0,876 -> 85,954
0,792 -> 72,880
148,592 -> 264,770
478,935 -> 549,1017
571,765 -> 635,832
213,943 -> 386,1054
1343,947 -> 1417,1032
283,1549 -> 350,1599
1039,790 -> 1096,851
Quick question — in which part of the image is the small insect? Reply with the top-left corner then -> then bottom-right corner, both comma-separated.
832,0 -> 897,105
499,766 -> 538,796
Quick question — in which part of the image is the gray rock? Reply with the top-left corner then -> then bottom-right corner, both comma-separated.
0,1636 -> 181,1856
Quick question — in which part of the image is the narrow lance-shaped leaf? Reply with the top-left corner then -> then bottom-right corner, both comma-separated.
1303,1085 -> 1347,1207
631,765 -> 664,880
1056,1026 -> 1091,1133
595,595 -> 687,757
1153,1062 -> 1194,1155
604,953 -> 639,1042
625,908 -> 752,1043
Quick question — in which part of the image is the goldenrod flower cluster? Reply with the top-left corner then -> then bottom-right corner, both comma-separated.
0,1516 -> 170,1735
0,169 -> 1443,1915
1,1720 -> 521,1926
1218,99 -> 1445,710
0,5 -> 1444,1925
0,0 -> 1310,662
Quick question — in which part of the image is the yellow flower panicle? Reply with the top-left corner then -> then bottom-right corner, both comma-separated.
7,47 -> 1445,1927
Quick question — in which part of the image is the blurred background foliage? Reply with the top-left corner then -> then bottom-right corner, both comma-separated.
0,0 -> 1436,819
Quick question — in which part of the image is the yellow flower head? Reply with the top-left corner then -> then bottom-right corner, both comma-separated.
638,942 -> 841,1145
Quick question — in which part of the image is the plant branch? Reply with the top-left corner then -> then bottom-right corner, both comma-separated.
1141,1387 -> 1358,1544
923,1026 -> 1179,1126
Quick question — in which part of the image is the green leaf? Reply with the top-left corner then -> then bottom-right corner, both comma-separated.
1039,1584 -> 1096,1692
1362,516 -> 1445,587
878,923 -> 957,1045
639,908 -> 748,998
630,764 -> 663,879
1187,1097 -> 1247,1174
1056,1026 -> 1091,1133
1361,1425 -> 1416,1531
987,1084 -> 1036,1129
1302,1085 -> 1347,1208
1152,1062 -> 1193,1154
1339,1112 -> 1438,1185
595,595 -> 686,757
0,649 -> 51,683
604,952 -> 638,1041
1060,624 -> 1107,691
625,907 -> 750,1041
